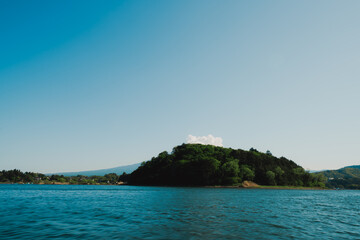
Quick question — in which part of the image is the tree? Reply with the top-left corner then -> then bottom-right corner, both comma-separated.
275,166 -> 284,185
240,165 -> 255,181
221,160 -> 240,185
250,148 -> 258,152
266,170 -> 276,185
293,167 -> 305,176
196,157 -> 221,185
266,150 -> 272,156
118,172 -> 129,182
104,173 -> 119,184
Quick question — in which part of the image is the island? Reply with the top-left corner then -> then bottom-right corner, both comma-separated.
128,144 -> 326,188
0,144 -> 333,188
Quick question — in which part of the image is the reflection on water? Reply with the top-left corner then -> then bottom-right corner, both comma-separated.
1,185 -> 360,239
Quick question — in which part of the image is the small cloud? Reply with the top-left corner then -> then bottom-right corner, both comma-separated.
186,134 -> 223,147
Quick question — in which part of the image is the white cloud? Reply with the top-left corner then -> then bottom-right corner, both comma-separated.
186,134 -> 223,147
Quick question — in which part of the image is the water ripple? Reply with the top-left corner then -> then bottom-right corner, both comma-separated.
1,185 -> 359,239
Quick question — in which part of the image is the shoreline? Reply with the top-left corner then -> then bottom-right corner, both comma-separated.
205,185 -> 328,190
0,182 -> 125,186
0,182 -> 328,190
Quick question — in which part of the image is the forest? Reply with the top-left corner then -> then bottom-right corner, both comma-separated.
318,167 -> 360,189
129,144 -> 326,187
0,169 -> 128,185
1,144 -> 328,187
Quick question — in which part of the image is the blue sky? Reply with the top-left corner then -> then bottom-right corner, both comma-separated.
1,0 -> 360,172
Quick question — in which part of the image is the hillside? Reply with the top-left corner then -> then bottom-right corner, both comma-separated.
343,165 -> 360,170
0,169 -> 129,185
320,168 -> 360,179
48,163 -> 141,177
318,167 -> 360,189
129,144 -> 325,187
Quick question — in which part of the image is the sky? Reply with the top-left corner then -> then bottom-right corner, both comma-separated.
1,0 -> 360,173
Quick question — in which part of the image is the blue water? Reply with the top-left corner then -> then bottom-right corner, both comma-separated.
1,185 -> 360,239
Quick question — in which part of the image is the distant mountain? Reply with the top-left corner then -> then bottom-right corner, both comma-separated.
310,165 -> 360,174
49,163 -> 141,177
318,166 -> 360,189
319,168 -> 360,179
342,165 -> 360,170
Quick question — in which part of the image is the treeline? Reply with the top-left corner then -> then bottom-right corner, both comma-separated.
0,169 -> 46,183
129,144 -> 326,187
1,144 -> 329,188
318,165 -> 360,189
326,178 -> 360,189
320,168 -> 360,179
318,167 -> 360,189
0,169 -> 129,185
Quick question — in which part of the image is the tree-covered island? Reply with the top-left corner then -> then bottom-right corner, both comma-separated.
1,144 -> 327,188
129,144 -> 326,187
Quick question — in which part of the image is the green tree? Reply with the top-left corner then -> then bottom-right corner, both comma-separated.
292,167 -> 305,186
266,170 -> 276,185
221,160 -> 240,184
275,166 -> 284,185
104,173 -> 119,184
240,165 -> 255,181
58,177 -> 66,183
196,157 -> 221,185
293,167 -> 305,175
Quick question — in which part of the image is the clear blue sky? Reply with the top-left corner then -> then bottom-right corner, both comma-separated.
1,0 -> 360,173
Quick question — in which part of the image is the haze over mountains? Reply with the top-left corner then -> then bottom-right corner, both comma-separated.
48,163 -> 141,177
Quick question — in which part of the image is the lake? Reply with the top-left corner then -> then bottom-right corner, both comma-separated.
1,185 -> 359,239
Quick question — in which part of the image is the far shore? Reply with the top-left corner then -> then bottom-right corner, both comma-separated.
247,185 -> 328,190
205,185 -> 328,190
0,182 -> 126,186
0,182 -> 329,190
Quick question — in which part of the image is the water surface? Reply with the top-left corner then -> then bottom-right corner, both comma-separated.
1,185 -> 359,239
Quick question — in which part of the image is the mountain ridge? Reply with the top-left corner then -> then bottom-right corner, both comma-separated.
48,163 -> 141,177
318,165 -> 360,189
342,165 -> 360,170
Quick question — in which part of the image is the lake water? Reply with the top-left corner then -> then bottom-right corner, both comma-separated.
1,185 -> 359,239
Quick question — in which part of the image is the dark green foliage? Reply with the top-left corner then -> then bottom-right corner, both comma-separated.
240,165 -> 255,181
343,165 -> 360,170
119,172 -> 130,182
320,168 -> 360,179
0,169 -> 126,185
274,166 -> 285,185
266,171 -> 276,185
0,144 -> 326,188
129,144 -> 323,187
0,169 -> 46,183
325,177 -> 360,189
221,160 -> 240,185
319,167 -> 360,189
